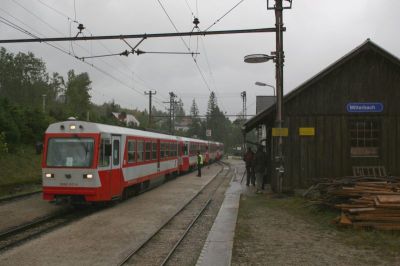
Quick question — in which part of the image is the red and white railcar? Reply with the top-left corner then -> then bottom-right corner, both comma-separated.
42,120 -> 223,203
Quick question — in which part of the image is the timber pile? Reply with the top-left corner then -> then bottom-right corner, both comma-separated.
305,177 -> 400,230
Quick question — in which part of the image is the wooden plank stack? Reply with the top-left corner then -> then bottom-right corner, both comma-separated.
305,177 -> 400,230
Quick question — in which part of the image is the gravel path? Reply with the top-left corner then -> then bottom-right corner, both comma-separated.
232,194 -> 400,266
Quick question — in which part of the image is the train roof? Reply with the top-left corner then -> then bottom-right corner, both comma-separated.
46,120 -> 178,141
46,120 -> 224,145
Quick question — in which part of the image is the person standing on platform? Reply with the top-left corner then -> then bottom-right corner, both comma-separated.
254,145 -> 267,193
243,147 -> 255,186
197,150 -> 203,177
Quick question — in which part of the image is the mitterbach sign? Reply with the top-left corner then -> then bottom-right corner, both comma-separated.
346,102 -> 384,113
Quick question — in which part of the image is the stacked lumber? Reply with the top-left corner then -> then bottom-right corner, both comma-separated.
305,177 -> 400,230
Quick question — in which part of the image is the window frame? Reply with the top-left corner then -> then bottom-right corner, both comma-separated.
127,139 -> 136,163
349,119 -> 380,158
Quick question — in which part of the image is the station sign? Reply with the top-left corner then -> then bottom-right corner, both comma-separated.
206,129 -> 212,137
299,127 -> 315,136
272,127 -> 288,137
346,102 -> 383,113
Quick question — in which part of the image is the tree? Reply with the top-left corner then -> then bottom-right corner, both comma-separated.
187,99 -> 202,138
0,48 -> 49,108
190,98 -> 199,118
207,91 -> 217,117
65,70 -> 92,119
174,98 -> 185,123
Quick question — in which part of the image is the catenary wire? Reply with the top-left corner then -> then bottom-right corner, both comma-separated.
27,1 -> 169,107
204,0 -> 246,32
34,0 -> 171,104
157,0 -> 215,97
0,14 -> 166,110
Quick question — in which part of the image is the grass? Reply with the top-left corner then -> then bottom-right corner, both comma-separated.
236,194 -> 400,260
0,145 -> 42,197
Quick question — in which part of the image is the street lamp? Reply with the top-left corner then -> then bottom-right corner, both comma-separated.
255,81 -> 276,97
244,54 -> 275,64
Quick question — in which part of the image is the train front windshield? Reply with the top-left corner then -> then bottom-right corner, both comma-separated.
46,138 -> 94,167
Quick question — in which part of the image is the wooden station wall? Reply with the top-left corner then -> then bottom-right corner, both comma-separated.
264,44 -> 400,190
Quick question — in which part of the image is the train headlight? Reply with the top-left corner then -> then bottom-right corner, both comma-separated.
70,124 -> 76,130
45,173 -> 54,178
83,174 -> 93,179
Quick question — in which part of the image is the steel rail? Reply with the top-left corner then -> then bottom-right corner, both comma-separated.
0,190 -> 41,204
0,27 -> 284,44
160,198 -> 212,266
117,161 -> 229,266
0,208 -> 95,252
160,161 -> 232,266
0,214 -> 60,240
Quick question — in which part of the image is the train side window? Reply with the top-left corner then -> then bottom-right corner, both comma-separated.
99,138 -> 111,167
152,142 -> 157,160
174,143 -> 178,157
160,143 -> 164,159
127,140 -> 136,163
137,140 -> 144,162
184,143 -> 188,156
165,142 -> 169,158
145,141 -> 151,161
113,139 -> 120,166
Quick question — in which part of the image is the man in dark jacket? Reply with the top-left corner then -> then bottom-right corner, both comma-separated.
254,145 -> 267,193
243,147 -> 255,186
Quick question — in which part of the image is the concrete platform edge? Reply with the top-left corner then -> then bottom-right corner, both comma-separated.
196,172 -> 241,266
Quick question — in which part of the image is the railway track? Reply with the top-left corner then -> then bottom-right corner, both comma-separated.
118,161 -> 232,266
0,190 -> 42,205
0,207 -> 96,252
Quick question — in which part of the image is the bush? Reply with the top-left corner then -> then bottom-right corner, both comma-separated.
0,132 -> 8,156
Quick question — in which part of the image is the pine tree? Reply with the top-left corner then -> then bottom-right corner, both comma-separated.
188,99 -> 201,138
190,99 -> 199,118
174,98 -> 185,123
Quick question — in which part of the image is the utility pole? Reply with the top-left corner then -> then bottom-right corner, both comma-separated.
145,90 -> 156,128
268,0 -> 292,193
240,91 -> 247,121
240,91 -> 247,152
275,0 -> 285,194
166,92 -> 176,134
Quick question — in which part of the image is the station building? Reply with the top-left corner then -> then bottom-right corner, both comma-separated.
243,40 -> 400,191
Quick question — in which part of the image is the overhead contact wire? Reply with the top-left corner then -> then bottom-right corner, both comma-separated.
204,0 -> 246,32
35,0 -> 171,104
0,15 -> 165,109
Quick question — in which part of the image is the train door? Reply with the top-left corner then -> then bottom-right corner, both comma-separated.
111,135 -> 123,198
157,139 -> 160,172
182,141 -> 189,171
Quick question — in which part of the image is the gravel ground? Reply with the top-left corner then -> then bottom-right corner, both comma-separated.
0,164 -> 221,266
232,193 -> 400,266
0,194 -> 64,233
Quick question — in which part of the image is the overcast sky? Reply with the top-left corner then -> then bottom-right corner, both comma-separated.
1,0 -> 399,117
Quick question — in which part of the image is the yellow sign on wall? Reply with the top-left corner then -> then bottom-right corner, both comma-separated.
272,127 -> 288,137
299,127 -> 315,136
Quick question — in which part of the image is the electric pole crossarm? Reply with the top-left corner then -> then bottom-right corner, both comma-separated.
0,27 -> 284,44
